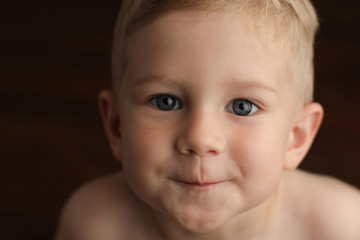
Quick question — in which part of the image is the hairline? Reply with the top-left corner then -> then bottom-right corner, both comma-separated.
112,1 -> 318,106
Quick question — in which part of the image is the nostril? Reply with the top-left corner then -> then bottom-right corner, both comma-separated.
175,116 -> 225,156
184,148 -> 218,157
176,133 -> 225,156
188,149 -> 196,154
183,148 -> 199,156
208,150 -> 217,154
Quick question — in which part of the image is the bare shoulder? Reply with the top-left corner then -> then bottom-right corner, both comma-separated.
54,172 -> 150,240
284,169 -> 360,239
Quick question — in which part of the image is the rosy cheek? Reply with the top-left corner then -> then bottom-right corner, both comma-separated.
228,126 -> 282,175
122,120 -> 168,166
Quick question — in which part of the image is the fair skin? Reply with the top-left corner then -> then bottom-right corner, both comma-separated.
55,10 -> 360,240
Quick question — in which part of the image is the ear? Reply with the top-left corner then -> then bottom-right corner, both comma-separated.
284,102 -> 324,170
99,90 -> 122,161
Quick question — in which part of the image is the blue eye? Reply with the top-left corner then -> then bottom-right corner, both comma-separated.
150,94 -> 182,111
227,99 -> 259,116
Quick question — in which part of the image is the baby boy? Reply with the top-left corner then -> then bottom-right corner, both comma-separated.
55,0 -> 360,239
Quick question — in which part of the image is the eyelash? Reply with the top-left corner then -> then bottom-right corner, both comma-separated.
149,94 -> 260,116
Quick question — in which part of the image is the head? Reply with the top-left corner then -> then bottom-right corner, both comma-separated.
111,0 -> 319,106
100,0 -> 323,233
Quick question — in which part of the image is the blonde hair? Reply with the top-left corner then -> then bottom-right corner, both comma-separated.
111,0 -> 319,104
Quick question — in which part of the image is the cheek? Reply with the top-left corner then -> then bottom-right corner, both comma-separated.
119,112 -> 175,183
121,122 -> 164,168
228,120 -> 289,182
118,118 -> 167,202
225,126 -> 287,208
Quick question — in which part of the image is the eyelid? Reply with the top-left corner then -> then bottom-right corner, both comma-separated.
234,98 -> 262,110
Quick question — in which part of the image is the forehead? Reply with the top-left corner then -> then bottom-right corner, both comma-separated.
123,9 -> 293,96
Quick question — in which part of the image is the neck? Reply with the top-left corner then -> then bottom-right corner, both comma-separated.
149,190 -> 280,240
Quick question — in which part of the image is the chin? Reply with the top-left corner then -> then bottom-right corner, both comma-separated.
173,207 -> 229,233
178,219 -> 223,233
183,222 -> 223,233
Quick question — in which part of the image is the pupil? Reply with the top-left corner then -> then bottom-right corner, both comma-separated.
234,100 -> 252,116
157,95 -> 176,110
163,97 -> 173,106
239,102 -> 245,110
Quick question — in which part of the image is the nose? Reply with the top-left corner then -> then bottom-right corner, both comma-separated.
176,108 -> 225,156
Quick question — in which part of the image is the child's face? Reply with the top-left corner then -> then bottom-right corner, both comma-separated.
118,10 -> 299,232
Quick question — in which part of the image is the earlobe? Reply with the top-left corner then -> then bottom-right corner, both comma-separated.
284,102 -> 324,170
99,90 -> 122,161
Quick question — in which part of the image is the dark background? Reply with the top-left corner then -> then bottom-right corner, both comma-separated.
1,1 -> 359,239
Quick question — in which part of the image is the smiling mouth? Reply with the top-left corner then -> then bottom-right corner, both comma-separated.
174,179 -> 227,190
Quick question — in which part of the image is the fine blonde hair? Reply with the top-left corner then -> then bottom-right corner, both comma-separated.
111,0 -> 319,105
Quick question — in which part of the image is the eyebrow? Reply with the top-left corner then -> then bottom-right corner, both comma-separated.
133,75 -> 183,88
226,79 -> 278,94
133,74 -> 278,94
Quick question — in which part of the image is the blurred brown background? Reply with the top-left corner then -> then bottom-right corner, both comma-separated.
1,0 -> 359,239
